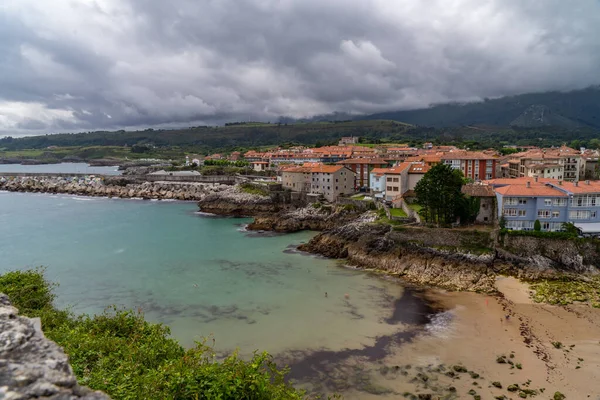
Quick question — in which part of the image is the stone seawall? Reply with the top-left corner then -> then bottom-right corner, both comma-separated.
0,294 -> 110,399
0,175 -> 232,201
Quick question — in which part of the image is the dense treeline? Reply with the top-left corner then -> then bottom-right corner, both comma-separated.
2,120 -> 599,156
0,268 -> 313,399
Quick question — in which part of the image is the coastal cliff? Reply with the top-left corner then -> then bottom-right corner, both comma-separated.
299,220 -> 600,292
0,294 -> 110,400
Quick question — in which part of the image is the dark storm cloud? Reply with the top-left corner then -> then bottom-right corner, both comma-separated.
1,0 -> 600,135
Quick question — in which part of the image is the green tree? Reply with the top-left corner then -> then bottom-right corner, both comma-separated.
415,164 -> 465,225
589,138 -> 600,149
534,219 -> 542,231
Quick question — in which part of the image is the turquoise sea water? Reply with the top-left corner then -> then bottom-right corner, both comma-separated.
0,163 -> 121,175
0,191 -> 413,357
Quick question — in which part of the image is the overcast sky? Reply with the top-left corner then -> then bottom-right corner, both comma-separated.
2,0 -> 600,136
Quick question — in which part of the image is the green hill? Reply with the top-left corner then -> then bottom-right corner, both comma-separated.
0,120 -> 413,152
359,86 -> 600,128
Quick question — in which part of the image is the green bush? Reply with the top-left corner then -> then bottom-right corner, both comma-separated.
0,269 -> 306,400
534,219 -> 541,232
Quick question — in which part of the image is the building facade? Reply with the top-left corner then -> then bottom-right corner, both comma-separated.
336,158 -> 389,190
441,151 -> 497,180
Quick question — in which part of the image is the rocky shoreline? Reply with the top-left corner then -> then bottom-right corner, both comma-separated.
298,218 -> 600,293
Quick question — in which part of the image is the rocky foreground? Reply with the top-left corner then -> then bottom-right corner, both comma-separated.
0,294 -> 110,400
0,175 -> 231,201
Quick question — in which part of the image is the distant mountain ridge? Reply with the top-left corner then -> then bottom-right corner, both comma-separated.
355,86 -> 600,129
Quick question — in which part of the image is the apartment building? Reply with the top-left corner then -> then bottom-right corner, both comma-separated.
309,165 -> 355,202
506,146 -> 583,181
368,162 -> 429,201
281,164 -> 355,202
490,177 -> 600,232
336,158 -> 389,190
441,151 -> 497,180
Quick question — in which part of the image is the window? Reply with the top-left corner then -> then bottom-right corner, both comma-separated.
393,177 -> 399,182
552,211 -> 560,218
569,210 -> 591,220
518,210 -> 526,217
593,211 -> 597,218
537,210 -> 551,219
393,187 -> 399,192
504,198 -> 518,205
503,208 -> 517,216
519,198 -> 527,205
387,186 -> 393,191
553,198 -> 566,206
544,199 -> 552,206
387,177 -> 392,182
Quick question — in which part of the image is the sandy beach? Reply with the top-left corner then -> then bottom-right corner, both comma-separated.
335,277 -> 600,400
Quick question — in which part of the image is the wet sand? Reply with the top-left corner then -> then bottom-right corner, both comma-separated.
288,276 -> 600,399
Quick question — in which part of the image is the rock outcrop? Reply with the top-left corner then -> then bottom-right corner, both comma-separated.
197,186 -> 281,216
299,221 -> 600,292
300,222 -> 498,292
0,294 -> 110,400
248,204 -> 367,232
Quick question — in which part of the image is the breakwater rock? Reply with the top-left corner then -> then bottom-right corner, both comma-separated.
0,294 -> 110,400
0,175 -> 230,201
248,204 -> 368,232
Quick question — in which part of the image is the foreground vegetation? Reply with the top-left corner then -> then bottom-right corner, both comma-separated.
0,268 -> 310,400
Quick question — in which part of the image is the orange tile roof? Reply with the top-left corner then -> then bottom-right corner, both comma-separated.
309,165 -> 349,174
484,177 -> 557,185
494,184 -> 568,197
282,164 -> 352,174
441,151 -> 498,160
409,163 -> 431,173
370,168 -> 390,175
551,180 -> 600,194
336,158 -> 388,165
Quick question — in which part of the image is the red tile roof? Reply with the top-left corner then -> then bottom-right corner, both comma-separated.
336,158 -> 388,165
494,183 -> 567,197
551,180 -> 600,194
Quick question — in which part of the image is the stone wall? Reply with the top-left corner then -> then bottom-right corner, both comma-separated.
0,294 -> 110,400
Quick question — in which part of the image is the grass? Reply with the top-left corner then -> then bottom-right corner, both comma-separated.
407,203 -> 422,213
239,183 -> 270,197
389,208 -> 408,218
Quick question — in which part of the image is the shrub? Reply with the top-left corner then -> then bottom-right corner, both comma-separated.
0,269 -> 305,400
534,219 -> 541,232
239,183 -> 269,197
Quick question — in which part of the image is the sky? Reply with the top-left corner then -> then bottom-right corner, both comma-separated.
1,0 -> 600,136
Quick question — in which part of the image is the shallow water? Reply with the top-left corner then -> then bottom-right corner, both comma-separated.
0,162 -> 121,175
0,192 -> 429,358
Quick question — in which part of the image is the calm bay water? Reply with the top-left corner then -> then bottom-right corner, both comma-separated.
0,163 -> 121,175
0,191 -> 413,356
